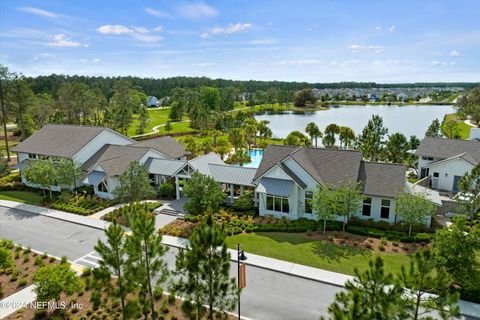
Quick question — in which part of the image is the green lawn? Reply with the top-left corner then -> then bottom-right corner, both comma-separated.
441,113 -> 471,139
226,232 -> 412,276
127,108 -> 190,136
0,191 -> 44,205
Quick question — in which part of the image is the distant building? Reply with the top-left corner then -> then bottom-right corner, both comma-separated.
397,93 -> 408,102
147,96 -> 158,107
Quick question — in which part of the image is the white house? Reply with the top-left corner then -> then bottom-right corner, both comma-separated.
253,145 -> 437,226
13,125 -> 188,197
416,137 -> 480,192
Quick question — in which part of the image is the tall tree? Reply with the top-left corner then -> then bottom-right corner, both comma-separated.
385,132 -> 409,163
396,192 -> 436,235
325,257 -> 407,320
293,89 -> 317,108
312,184 -> 340,233
0,65 -> 11,160
425,119 -> 441,137
126,204 -> 169,319
398,249 -> 460,320
443,120 -> 460,139
95,221 -> 130,319
336,181 -> 364,231
228,128 -> 245,151
56,158 -> 82,191
305,122 -> 320,146
229,149 -> 251,166
136,105 -> 150,135
183,172 -> 226,215
323,123 -> 340,148
257,120 -> 273,144
174,214 -> 237,320
5,72 -> 36,140
455,87 -> 480,125
432,216 -> 480,297
356,115 -> 388,161
338,126 -> 355,149
113,161 -> 155,203
215,137 -> 231,160
23,159 -> 57,198
244,118 -> 258,147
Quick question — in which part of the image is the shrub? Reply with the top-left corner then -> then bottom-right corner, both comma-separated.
49,257 -> 56,263
23,255 -> 30,263
158,182 -> 176,199
18,278 -> 28,287
161,300 -> 169,314
168,291 -> 176,304
154,287 -> 164,300
34,256 -> 43,266
61,256 -> 68,264
25,246 -> 31,254
392,241 -> 399,247
82,267 -> 92,277
378,244 -> 385,251
232,191 -> 254,212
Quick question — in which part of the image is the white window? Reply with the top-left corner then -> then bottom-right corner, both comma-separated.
305,191 -> 313,214
380,199 -> 390,219
98,180 -> 108,193
362,197 -> 372,216
266,194 -> 290,213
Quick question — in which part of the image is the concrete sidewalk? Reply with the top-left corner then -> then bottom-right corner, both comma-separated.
0,285 -> 36,319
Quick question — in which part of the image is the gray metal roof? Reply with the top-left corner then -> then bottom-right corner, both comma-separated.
83,171 -> 106,186
256,177 -> 294,197
12,124 -> 116,158
133,136 -> 187,159
358,161 -> 406,198
416,137 -> 480,163
406,182 -> 442,206
146,158 -> 187,176
208,164 -> 257,187
189,153 -> 225,176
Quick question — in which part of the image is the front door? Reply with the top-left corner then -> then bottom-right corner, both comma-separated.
452,175 -> 462,192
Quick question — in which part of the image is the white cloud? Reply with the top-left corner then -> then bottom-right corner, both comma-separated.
96,25 -> 163,42
375,26 -> 382,30
153,26 -> 163,32
176,2 -> 218,20
93,58 -> 101,63
97,25 -> 133,35
279,59 -> 325,66
144,7 -> 171,18
449,50 -> 461,57
201,23 -> 253,38
389,25 -> 397,32
17,6 -> 59,18
47,34 -> 84,47
430,60 -> 457,66
349,44 -> 383,53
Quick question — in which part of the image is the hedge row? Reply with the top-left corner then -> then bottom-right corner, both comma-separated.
346,225 -> 432,243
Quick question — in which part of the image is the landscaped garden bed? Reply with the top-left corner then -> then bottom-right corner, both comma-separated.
0,240 -> 60,300
49,194 -> 113,216
102,201 -> 162,226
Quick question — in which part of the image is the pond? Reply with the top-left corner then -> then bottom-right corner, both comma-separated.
254,104 -> 455,139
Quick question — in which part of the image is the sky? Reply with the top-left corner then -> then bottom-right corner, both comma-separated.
1,0 -> 479,83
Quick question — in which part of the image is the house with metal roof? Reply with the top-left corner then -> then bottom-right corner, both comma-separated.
416,137 -> 480,192
253,145 -> 439,226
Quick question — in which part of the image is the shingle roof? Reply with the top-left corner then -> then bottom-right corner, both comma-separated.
133,136 -> 187,159
416,137 -> 480,163
146,158 -> 187,176
86,144 -> 150,176
12,124 -> 109,158
208,164 -> 257,187
358,161 -> 406,198
254,145 -> 362,187
189,152 -> 225,176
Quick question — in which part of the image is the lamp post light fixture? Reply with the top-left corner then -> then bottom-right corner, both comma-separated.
237,243 -> 247,320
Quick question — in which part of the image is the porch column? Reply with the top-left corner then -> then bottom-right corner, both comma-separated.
175,176 -> 180,199
230,184 -> 234,203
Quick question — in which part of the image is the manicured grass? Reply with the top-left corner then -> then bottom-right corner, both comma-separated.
128,108 -> 190,136
441,113 -> 471,139
157,121 -> 193,135
226,232 -> 412,276
0,191 -> 43,205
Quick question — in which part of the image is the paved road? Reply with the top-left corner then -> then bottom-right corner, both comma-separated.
0,206 -> 341,319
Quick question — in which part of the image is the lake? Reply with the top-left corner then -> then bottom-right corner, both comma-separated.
254,104 -> 455,138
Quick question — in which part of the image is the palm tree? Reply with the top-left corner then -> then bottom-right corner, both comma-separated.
228,128 -> 244,151
323,123 -> 340,148
244,118 -> 258,148
305,122 -> 322,147
230,149 -> 251,166
209,129 -> 221,148
339,126 -> 355,149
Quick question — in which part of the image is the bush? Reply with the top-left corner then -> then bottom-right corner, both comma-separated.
232,191 -> 254,212
378,244 -> 385,251
168,291 -> 176,304
346,225 -> 432,243
18,278 -> 28,287
158,182 -> 176,199
34,256 -> 43,266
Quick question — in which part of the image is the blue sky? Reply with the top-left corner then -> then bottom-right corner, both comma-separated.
1,0 -> 479,82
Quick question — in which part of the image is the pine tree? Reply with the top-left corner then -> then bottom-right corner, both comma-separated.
113,161 -> 155,203
126,204 -> 169,319
174,214 -> 237,320
398,249 -> 460,320
325,257 -> 407,320
425,119 -> 441,137
356,115 -> 388,161
95,221 -> 130,319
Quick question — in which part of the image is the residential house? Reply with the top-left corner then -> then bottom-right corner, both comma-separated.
416,137 -> 480,192
252,145 -> 434,225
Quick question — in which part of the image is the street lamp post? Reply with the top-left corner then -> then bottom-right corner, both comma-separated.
237,243 -> 247,320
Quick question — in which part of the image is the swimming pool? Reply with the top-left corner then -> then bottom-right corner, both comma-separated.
243,149 -> 263,168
